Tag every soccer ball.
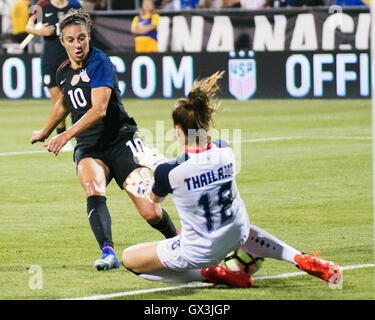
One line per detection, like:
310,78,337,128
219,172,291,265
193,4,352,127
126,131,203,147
223,248,264,276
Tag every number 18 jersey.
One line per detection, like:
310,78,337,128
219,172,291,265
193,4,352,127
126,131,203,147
152,140,250,266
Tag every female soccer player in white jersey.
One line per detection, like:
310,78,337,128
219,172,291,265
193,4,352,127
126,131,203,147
123,72,341,288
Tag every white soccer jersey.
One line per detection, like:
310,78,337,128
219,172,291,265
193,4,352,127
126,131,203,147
153,140,250,267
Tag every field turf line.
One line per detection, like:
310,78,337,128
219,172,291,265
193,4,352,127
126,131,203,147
61,263,375,300
0,136,371,157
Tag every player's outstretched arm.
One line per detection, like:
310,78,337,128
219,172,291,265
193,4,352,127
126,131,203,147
30,92,70,145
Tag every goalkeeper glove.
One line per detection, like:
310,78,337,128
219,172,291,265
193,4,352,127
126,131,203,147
134,146,167,171
125,168,154,202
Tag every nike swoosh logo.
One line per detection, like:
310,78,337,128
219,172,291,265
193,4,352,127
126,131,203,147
88,209,95,219
45,13,53,17
60,79,66,85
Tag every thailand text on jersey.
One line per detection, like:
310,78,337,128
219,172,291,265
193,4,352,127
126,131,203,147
32,0,82,62
152,140,250,264
56,46,137,148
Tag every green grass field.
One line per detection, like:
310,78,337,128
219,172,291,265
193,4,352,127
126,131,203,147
0,98,373,300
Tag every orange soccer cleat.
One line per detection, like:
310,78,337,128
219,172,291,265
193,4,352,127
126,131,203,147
201,265,254,288
294,251,342,284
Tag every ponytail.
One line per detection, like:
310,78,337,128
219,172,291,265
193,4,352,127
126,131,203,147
172,71,224,143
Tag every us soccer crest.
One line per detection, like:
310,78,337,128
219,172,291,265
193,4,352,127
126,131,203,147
228,51,257,100
71,74,80,86
80,69,90,82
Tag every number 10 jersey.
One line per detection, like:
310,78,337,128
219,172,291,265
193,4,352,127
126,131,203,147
56,46,137,149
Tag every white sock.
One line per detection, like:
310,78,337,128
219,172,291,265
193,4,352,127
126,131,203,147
241,225,301,264
139,268,204,283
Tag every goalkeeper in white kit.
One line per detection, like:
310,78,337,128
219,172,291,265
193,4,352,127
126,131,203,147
123,71,341,288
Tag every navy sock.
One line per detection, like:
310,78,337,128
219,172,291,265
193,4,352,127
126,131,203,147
87,195,114,249
56,127,66,135
150,209,178,239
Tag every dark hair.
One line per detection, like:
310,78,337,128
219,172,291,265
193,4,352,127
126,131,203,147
172,71,224,145
59,9,94,36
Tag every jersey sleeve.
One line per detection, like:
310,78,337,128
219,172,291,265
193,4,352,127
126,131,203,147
69,0,83,8
55,66,62,92
152,163,173,198
87,55,116,89
131,16,139,28
55,59,69,93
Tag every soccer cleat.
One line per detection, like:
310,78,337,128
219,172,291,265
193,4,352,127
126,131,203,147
201,265,253,288
294,251,342,284
94,245,120,271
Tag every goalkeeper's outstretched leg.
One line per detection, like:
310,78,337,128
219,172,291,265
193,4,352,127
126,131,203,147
240,225,342,284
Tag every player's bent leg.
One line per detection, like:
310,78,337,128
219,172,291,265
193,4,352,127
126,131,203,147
124,168,178,238
77,158,109,197
241,224,301,264
123,237,251,287
126,187,162,224
123,241,204,284
242,225,341,284
122,241,164,274
77,158,118,270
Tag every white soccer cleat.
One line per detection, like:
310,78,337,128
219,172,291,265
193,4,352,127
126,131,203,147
94,246,119,271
